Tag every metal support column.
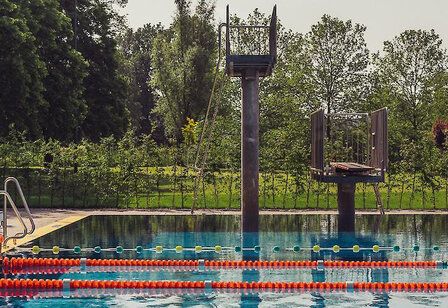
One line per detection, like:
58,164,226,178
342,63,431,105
241,69,260,234
337,183,356,233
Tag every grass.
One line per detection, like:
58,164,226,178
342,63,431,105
5,167,448,210
121,180,448,210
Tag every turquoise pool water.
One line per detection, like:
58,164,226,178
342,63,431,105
2,214,448,307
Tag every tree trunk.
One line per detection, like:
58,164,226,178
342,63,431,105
50,176,54,208
72,171,76,207
445,177,448,209
156,173,161,207
262,173,267,209
282,173,289,209
62,169,66,207
431,185,436,210
293,178,299,209
82,174,88,208
213,173,218,208
126,181,130,209
399,179,405,209
422,184,426,209
2,156,6,178
228,173,233,209
171,166,177,207
202,176,207,208
134,177,138,208
192,172,200,212
38,172,42,207
409,173,416,208
271,172,275,208
146,167,150,208
362,183,366,209
180,175,185,209
115,186,119,208
306,176,311,208
386,174,392,210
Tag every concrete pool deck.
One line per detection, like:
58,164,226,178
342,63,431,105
3,208,448,252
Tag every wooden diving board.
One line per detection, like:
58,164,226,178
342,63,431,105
330,162,375,173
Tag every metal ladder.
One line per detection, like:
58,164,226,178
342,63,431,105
0,177,35,248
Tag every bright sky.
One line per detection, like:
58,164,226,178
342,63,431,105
120,0,448,52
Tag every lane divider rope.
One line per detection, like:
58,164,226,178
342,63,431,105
1,257,446,272
20,244,441,255
1,279,448,292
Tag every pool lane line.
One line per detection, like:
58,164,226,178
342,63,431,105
1,279,448,292
15,244,445,255
1,215,88,253
4,262,447,275
2,257,446,272
3,286,448,299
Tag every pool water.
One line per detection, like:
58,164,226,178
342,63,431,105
2,214,448,307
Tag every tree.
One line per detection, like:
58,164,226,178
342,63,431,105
27,0,88,142
61,0,129,141
0,0,46,139
372,30,447,169
373,30,448,205
118,23,164,139
305,15,369,116
151,0,216,144
373,30,446,143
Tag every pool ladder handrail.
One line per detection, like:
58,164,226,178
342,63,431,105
1,177,35,248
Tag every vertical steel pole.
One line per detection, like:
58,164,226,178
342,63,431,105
337,183,356,233
241,69,260,234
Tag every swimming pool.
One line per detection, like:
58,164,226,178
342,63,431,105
2,214,448,307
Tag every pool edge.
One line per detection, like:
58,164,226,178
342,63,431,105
2,215,89,253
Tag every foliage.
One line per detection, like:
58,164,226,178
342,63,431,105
372,30,448,192
30,0,88,142
118,23,164,139
373,30,446,142
151,0,217,144
0,129,446,210
433,119,448,150
0,0,47,139
181,117,199,145
61,0,129,141
304,15,370,115
2,3,448,210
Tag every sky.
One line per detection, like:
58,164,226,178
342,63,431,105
120,0,448,52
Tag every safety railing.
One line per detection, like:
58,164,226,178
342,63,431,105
1,177,35,248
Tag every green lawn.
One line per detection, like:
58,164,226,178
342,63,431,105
108,176,448,210
5,167,448,210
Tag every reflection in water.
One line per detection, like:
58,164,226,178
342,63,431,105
309,229,390,308
241,270,261,307
310,292,326,308
23,214,448,267
241,232,260,307
12,214,448,308
28,214,448,251
242,232,260,261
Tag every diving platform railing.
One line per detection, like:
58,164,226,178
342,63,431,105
1,177,35,248
225,5,277,77
310,108,388,184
